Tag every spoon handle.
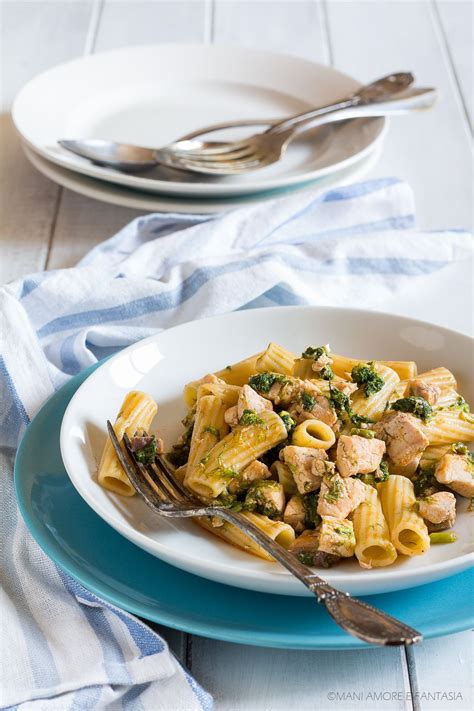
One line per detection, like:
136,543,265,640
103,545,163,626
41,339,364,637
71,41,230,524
266,72,417,135
269,87,437,138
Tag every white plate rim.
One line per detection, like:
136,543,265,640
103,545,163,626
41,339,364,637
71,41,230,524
23,141,381,214
12,43,387,198
59,305,474,597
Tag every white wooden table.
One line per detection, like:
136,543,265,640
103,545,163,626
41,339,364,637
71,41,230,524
1,1,472,708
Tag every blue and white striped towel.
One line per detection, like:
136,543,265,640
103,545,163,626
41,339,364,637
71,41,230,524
1,177,472,709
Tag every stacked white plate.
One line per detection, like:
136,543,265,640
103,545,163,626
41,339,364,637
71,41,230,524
13,45,387,213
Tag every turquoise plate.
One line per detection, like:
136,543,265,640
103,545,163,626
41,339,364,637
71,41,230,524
15,365,474,650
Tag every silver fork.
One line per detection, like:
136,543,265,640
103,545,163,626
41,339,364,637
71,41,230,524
107,421,422,646
166,86,436,174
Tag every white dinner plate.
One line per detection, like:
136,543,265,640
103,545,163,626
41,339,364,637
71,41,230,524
60,306,474,597
13,44,386,198
23,141,380,214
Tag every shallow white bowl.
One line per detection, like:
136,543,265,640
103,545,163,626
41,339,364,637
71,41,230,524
60,306,474,596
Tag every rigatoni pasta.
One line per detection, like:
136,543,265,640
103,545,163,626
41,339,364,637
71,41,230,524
378,476,430,556
98,391,157,496
99,340,473,568
352,485,397,568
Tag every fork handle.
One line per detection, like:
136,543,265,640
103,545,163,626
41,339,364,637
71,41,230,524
267,86,437,138
215,508,422,646
266,71,413,135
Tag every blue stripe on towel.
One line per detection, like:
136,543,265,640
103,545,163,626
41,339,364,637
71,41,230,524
37,252,441,339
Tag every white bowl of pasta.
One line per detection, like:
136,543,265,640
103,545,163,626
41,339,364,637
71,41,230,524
60,306,474,597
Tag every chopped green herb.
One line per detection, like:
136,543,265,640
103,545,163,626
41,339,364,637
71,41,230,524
351,413,374,427
451,442,469,455
450,442,474,468
376,461,390,482
279,410,296,434
356,473,377,487
351,362,385,398
413,467,439,497
300,345,333,380
328,384,371,426
301,345,329,361
214,492,244,512
319,364,334,381
429,531,457,544
444,396,471,412
297,551,316,566
204,425,220,438
239,409,264,426
324,478,344,503
334,525,354,537
244,479,282,518
132,435,157,465
248,372,287,394
302,492,321,529
350,427,375,439
329,384,352,418
300,391,316,411
392,396,432,422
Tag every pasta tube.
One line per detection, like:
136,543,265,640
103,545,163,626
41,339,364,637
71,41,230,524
185,409,287,498
195,511,295,561
214,351,263,386
434,388,459,410
196,382,241,405
98,391,157,496
351,364,400,421
331,354,417,380
415,367,457,393
292,419,336,450
378,476,430,556
185,394,229,475
255,342,296,376
271,461,298,495
419,444,452,469
423,410,474,445
352,486,397,568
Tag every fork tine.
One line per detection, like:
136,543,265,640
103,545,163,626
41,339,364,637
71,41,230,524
173,145,257,162
155,454,196,500
106,421,167,509
175,157,263,174
122,432,201,505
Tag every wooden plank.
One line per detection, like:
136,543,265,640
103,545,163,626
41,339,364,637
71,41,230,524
0,1,93,284
94,0,207,49
213,0,329,62
190,639,410,711
46,188,143,269
434,1,473,130
325,0,472,231
0,116,59,284
408,631,472,711
0,0,93,111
